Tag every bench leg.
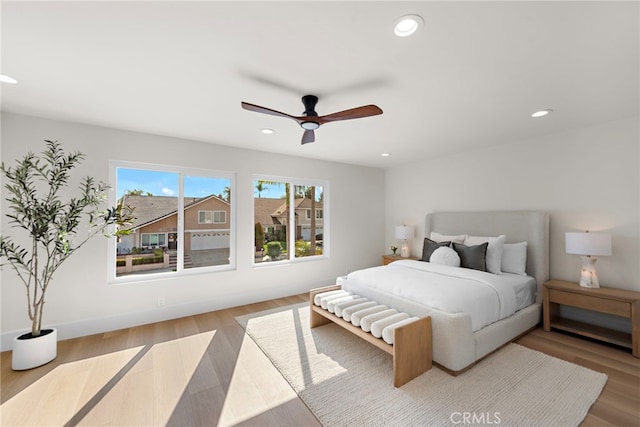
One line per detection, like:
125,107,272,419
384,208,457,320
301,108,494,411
393,316,432,387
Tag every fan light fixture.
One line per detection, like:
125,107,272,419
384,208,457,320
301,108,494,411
301,121,320,130
394,15,424,37
531,109,553,118
0,74,18,84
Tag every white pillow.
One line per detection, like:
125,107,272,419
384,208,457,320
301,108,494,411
429,246,461,267
501,242,528,276
464,234,506,274
430,232,467,244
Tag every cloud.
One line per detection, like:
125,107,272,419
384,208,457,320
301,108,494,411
161,187,176,196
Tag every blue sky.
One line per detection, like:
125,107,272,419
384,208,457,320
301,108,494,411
117,168,317,200
117,169,230,199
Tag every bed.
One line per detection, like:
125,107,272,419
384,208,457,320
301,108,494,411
338,211,549,374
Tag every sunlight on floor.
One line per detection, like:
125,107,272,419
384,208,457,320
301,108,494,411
0,346,144,426
1,330,217,426
80,330,216,426
218,333,299,426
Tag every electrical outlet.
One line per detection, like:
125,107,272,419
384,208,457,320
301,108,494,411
157,296,165,307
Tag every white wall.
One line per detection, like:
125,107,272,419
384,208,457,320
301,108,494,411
0,112,385,349
385,117,639,292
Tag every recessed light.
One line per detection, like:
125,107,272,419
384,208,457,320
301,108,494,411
381,153,391,157
261,128,274,134
394,15,424,37
531,109,553,118
0,74,18,84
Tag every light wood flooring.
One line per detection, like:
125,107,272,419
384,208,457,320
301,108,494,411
1,294,639,426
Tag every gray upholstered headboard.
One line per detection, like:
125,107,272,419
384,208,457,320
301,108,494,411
425,211,549,303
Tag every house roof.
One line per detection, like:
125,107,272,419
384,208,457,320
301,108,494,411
254,198,285,226
122,194,228,230
253,198,321,227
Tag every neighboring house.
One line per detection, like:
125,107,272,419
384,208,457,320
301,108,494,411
254,197,323,241
118,194,230,254
254,198,285,240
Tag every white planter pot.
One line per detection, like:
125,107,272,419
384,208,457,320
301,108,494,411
12,328,57,370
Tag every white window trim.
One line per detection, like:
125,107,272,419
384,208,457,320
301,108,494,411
141,232,167,247
252,175,329,267
306,208,323,220
108,160,236,284
198,210,227,224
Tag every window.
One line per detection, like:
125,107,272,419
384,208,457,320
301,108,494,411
141,233,166,248
253,177,328,264
306,209,323,220
198,210,226,224
109,162,234,281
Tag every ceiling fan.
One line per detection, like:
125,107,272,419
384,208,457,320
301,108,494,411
241,95,383,145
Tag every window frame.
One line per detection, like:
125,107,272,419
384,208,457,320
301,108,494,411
253,175,329,267
108,160,236,283
306,208,323,220
198,210,227,224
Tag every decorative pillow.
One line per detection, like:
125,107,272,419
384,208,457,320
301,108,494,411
501,242,528,275
429,246,460,267
464,235,506,274
430,232,467,244
453,242,488,271
421,238,451,262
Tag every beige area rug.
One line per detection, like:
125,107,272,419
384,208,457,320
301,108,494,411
236,303,607,427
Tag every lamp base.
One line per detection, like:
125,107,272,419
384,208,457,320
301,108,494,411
401,241,410,258
579,256,600,288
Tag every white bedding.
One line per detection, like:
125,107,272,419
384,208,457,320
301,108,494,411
340,260,535,332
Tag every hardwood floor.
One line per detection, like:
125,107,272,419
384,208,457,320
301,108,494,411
1,294,638,426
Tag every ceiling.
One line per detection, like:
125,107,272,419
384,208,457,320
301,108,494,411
1,1,638,169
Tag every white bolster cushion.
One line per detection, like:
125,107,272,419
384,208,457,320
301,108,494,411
381,317,420,345
350,305,389,327
370,313,411,339
327,295,360,313
320,291,351,309
360,309,398,333
341,301,378,322
313,290,346,306
334,297,369,317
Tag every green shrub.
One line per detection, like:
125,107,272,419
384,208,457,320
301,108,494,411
266,241,282,258
153,248,164,257
295,240,311,257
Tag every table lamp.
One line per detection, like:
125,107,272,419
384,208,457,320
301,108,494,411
395,225,415,258
565,231,612,288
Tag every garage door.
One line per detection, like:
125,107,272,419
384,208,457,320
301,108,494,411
191,231,230,250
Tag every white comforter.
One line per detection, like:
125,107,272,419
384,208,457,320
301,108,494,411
342,260,518,331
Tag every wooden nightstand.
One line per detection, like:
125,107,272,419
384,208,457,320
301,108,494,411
543,280,640,358
382,254,419,265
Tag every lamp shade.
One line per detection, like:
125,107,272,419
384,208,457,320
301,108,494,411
565,232,612,256
395,225,415,240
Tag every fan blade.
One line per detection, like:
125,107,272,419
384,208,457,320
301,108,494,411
241,102,297,120
318,105,383,123
301,129,315,145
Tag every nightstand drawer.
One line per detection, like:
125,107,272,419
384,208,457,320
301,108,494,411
549,289,630,318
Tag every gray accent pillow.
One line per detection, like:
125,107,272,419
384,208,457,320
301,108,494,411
453,242,489,271
421,238,451,262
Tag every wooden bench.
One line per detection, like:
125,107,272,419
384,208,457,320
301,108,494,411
309,284,432,387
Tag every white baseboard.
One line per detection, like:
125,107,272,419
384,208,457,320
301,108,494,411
1,280,330,352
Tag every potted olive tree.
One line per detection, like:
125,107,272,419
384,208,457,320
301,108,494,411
0,140,131,370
